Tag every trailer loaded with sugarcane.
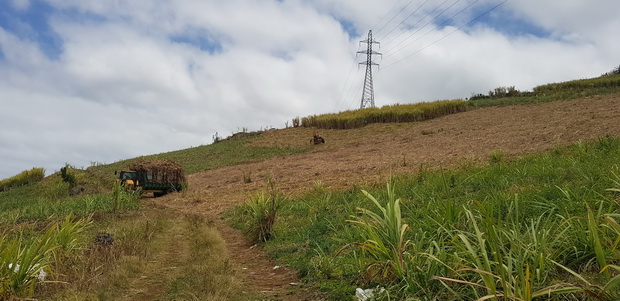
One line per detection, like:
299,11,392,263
116,159,185,197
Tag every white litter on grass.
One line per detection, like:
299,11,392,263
355,287,385,301
273,265,281,270
7,263,48,281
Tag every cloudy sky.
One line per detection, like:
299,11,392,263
1,0,619,179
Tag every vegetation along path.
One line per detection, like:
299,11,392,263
153,93,620,299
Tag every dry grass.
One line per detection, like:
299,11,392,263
300,99,467,129
41,203,248,300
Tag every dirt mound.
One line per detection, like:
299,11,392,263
156,93,620,300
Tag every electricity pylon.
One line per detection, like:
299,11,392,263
357,30,381,109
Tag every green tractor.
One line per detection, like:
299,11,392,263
116,160,185,197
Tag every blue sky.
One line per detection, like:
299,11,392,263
0,0,63,59
1,0,619,179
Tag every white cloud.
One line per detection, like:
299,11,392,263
1,0,619,179
9,0,30,11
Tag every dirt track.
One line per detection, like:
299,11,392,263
156,94,620,300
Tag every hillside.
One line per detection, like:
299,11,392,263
2,78,620,300
153,92,620,299
161,93,620,211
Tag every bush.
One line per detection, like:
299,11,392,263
0,168,45,192
60,164,77,188
241,179,284,243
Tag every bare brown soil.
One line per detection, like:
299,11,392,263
155,94,620,300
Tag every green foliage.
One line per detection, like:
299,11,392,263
470,74,620,107
436,208,583,300
0,168,45,192
240,179,285,243
59,164,77,188
51,214,92,256
112,180,141,213
0,176,140,226
488,150,505,164
0,216,91,299
534,74,620,94
339,182,411,282
300,99,467,129
251,137,620,300
0,229,56,298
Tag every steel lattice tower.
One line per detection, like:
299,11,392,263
357,30,382,109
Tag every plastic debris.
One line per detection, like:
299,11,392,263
355,287,385,301
7,263,48,281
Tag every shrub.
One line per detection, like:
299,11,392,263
0,216,91,299
59,164,77,188
242,179,284,243
0,168,45,192
338,182,411,283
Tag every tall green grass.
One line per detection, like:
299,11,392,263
470,74,620,107
338,183,411,283
300,100,467,129
236,179,285,243
534,74,620,94
238,136,620,300
0,168,45,192
0,216,91,299
0,176,140,228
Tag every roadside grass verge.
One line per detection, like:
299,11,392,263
231,136,620,300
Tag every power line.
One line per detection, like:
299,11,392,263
383,0,461,56
370,0,406,32
378,0,432,42
348,75,365,110
335,57,359,111
384,0,479,58
373,0,417,37
338,67,362,111
381,0,508,70
335,42,365,111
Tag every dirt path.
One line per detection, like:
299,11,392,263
155,94,620,300
121,214,191,301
